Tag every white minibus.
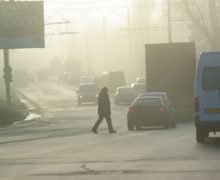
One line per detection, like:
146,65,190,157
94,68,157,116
194,51,220,142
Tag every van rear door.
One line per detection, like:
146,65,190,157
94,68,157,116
200,67,220,121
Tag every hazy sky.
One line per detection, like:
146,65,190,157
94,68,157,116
9,0,164,72
1,0,190,83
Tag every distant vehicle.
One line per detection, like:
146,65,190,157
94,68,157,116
37,73,48,82
135,77,146,84
127,96,176,130
114,86,134,105
13,69,34,86
97,71,126,93
76,83,98,105
79,76,94,84
194,51,220,143
131,83,146,97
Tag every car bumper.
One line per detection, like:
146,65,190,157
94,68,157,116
128,114,170,126
195,116,220,131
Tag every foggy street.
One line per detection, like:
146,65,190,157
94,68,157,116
0,82,220,180
1,0,220,180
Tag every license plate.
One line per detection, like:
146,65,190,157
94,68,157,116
205,108,220,114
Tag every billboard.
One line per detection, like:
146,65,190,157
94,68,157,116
0,1,44,49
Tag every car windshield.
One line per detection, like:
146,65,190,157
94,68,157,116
133,97,162,106
118,87,132,93
80,85,96,92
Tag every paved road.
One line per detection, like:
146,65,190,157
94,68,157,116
0,82,220,180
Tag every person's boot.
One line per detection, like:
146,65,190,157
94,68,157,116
91,128,98,134
109,130,117,134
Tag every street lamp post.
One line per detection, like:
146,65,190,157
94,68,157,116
167,0,172,43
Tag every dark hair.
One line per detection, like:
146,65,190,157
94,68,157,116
100,87,108,95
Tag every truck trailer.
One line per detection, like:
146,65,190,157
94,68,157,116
145,42,196,121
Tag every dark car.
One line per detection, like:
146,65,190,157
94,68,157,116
137,92,176,126
114,86,134,104
127,96,176,130
76,83,98,105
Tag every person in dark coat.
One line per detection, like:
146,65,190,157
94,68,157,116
91,87,117,134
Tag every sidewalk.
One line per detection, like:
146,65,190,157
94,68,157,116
0,80,28,125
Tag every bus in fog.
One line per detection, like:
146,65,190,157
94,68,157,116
96,71,126,93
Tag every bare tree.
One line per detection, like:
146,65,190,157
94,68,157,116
176,0,220,50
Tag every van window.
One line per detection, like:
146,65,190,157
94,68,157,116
203,67,220,90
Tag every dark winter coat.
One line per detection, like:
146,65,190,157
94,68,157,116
98,90,111,116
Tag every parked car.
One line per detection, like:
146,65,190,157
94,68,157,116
127,96,176,130
131,83,146,97
114,86,134,104
76,83,98,105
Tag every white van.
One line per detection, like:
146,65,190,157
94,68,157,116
194,51,220,142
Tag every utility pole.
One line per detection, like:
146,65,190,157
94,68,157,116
126,5,132,75
167,0,172,43
3,49,12,106
103,15,108,70
2,0,13,106
208,0,218,50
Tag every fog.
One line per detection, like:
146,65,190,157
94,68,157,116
0,0,214,84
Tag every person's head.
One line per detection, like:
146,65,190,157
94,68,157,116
100,87,108,94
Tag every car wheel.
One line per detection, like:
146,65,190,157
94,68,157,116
196,127,208,143
135,124,141,130
164,120,171,129
171,121,176,128
127,119,134,131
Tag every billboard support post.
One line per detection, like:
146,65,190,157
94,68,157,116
3,49,12,106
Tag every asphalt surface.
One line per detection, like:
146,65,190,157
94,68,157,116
0,81,220,180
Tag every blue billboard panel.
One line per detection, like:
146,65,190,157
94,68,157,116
0,1,44,49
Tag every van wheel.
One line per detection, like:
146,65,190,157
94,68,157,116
135,124,141,130
196,127,208,143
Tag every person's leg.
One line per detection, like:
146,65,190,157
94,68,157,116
92,115,104,133
105,115,116,133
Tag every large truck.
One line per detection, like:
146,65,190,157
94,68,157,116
145,42,196,120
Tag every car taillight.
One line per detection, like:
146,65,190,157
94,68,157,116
159,106,166,112
194,97,199,112
129,107,134,112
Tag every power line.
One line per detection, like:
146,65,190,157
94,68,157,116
45,21,70,25
45,0,110,5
